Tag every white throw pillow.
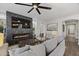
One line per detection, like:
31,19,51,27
8,49,15,56
8,45,30,56
16,50,37,56
30,44,46,56
43,38,57,54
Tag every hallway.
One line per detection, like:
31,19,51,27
64,36,79,56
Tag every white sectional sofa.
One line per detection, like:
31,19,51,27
8,33,65,56
49,40,65,56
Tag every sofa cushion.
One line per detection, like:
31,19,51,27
57,40,65,56
8,45,30,56
43,38,57,55
49,40,65,56
30,44,46,56
16,50,37,56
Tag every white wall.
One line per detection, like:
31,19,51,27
45,14,79,39
46,18,63,36
52,14,79,45
33,18,47,37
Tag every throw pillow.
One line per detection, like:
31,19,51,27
8,45,30,56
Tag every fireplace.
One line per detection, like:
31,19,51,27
12,33,33,47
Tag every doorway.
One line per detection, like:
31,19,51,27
67,24,76,37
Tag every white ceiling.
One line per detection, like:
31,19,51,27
0,3,79,24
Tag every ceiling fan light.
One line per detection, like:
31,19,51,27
33,5,37,8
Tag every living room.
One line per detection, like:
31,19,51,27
0,3,65,56
1,3,79,56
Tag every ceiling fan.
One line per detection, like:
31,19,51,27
15,3,52,14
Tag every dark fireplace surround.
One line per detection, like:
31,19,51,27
5,11,33,46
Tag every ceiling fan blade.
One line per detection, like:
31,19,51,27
28,8,34,13
38,6,52,10
15,3,32,6
37,3,40,5
32,3,40,6
36,8,41,14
